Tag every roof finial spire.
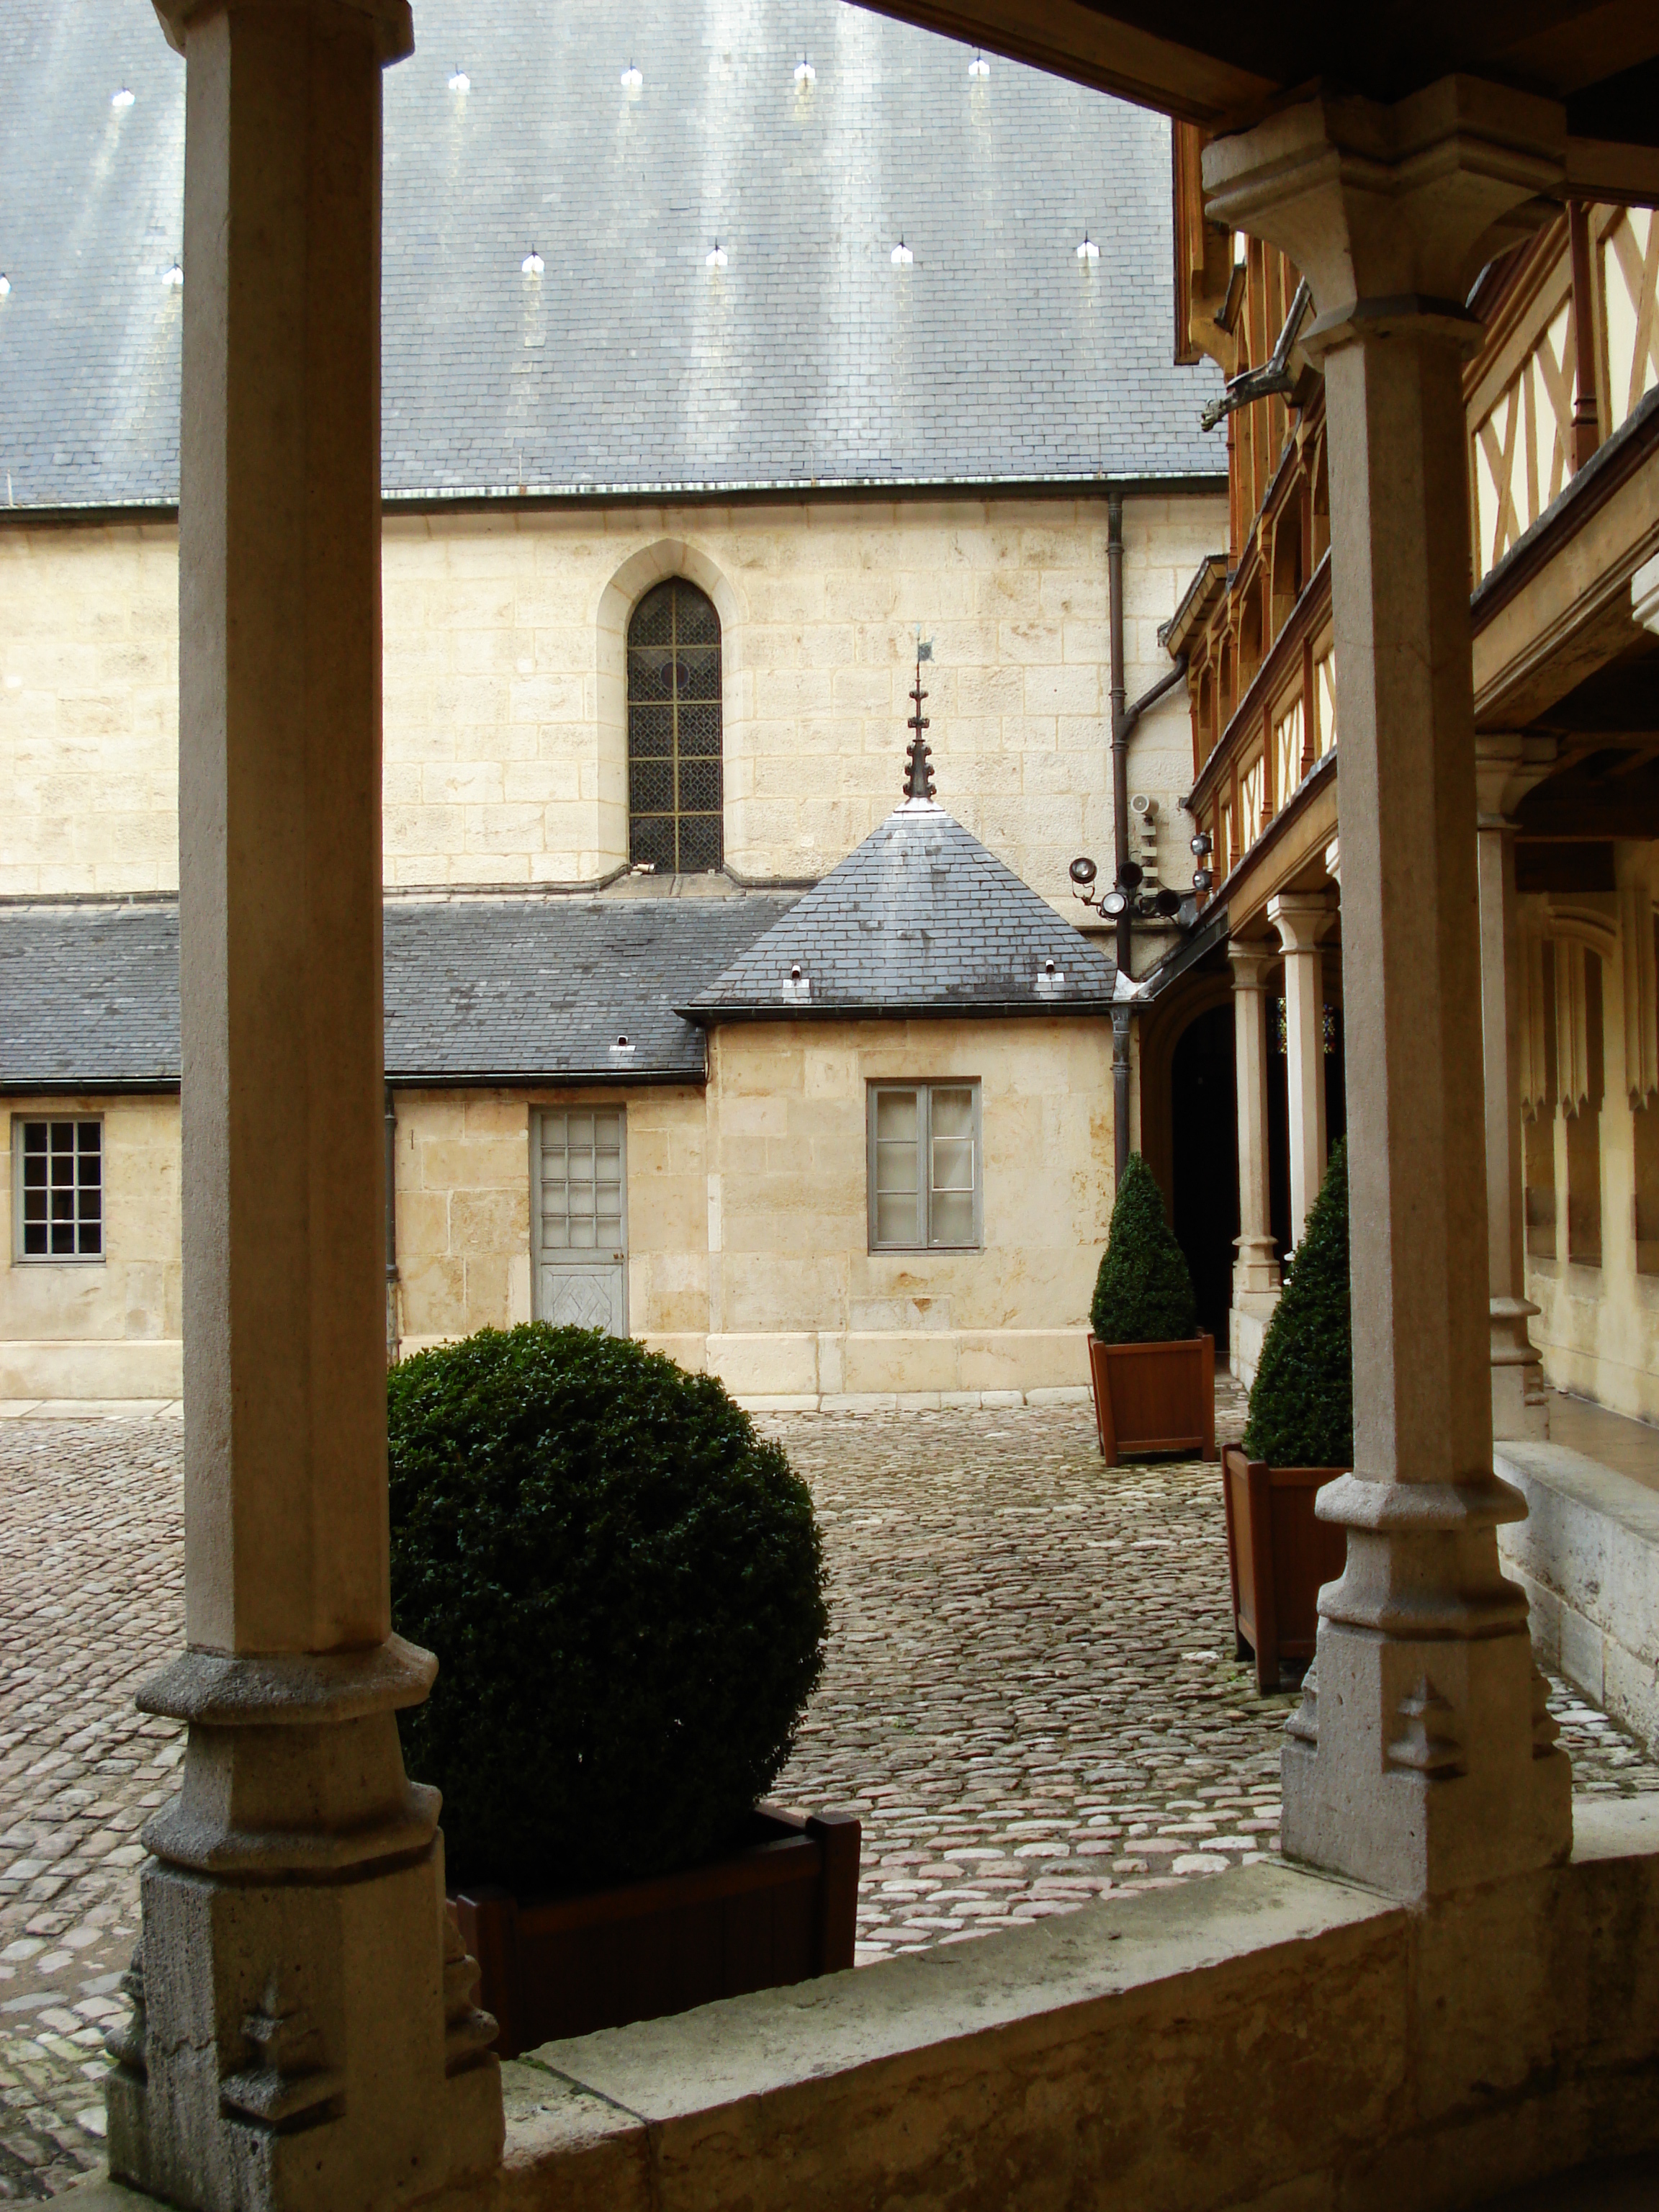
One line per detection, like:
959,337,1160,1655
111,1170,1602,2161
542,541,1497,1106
904,632,935,800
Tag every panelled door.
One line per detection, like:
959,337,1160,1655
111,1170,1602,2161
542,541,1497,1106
534,1108,627,1334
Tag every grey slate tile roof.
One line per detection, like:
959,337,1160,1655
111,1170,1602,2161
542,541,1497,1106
0,0,1223,511
683,799,1116,1020
0,895,800,1089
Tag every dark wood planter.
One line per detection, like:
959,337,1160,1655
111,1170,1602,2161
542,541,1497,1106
1221,1444,1347,1691
1087,1332,1215,1465
449,1804,860,2059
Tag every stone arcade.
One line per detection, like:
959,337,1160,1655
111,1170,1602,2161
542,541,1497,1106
14,1,1659,2209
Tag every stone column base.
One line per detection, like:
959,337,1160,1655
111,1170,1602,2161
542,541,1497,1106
108,1854,500,2212
1492,1295,1549,1443
105,1641,503,2212
1282,1479,1573,1897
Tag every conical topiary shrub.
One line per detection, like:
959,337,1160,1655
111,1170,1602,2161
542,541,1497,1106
1090,1153,1199,1345
1242,1137,1353,1467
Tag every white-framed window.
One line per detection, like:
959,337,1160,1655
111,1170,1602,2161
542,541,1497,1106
12,1115,104,1262
867,1082,981,1251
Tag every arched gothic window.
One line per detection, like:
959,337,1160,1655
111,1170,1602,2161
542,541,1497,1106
626,579,722,873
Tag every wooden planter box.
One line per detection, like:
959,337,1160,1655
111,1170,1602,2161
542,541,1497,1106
1087,1332,1215,1465
1221,1443,1347,1691
449,1804,860,2059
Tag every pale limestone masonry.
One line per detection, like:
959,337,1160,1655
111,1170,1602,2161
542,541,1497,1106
391,1017,1114,1404
0,495,1223,902
0,1097,182,1402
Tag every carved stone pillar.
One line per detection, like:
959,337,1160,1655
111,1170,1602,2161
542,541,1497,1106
1475,734,1555,1442
1205,79,1573,1896
107,3,504,2204
1228,943,1281,1381
1267,891,1336,1251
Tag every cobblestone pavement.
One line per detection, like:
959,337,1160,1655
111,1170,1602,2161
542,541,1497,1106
4,1403,1659,2194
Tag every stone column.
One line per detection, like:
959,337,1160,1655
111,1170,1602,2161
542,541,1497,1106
1228,943,1281,1380
1476,735,1555,1442
107,4,503,2206
1267,891,1336,1250
1205,80,1572,1896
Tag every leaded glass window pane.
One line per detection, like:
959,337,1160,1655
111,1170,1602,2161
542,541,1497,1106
626,579,724,873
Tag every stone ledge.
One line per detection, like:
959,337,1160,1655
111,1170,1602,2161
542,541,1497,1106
58,1805,1659,2212
1498,1441,1659,1758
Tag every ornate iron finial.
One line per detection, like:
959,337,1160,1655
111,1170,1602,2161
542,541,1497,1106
904,636,935,800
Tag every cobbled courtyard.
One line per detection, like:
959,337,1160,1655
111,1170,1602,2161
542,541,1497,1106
4,1399,1658,2197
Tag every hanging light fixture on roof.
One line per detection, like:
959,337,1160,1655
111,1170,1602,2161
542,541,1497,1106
1076,234,1100,261
521,247,544,275
111,86,135,109
793,56,815,84
968,52,989,77
163,259,183,287
706,242,728,269
891,237,913,266
621,60,642,89
447,66,470,92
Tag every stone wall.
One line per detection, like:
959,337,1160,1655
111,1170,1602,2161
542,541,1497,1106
390,1016,1114,1406
392,1086,709,1355
1524,866,1659,1428
441,1800,1659,2212
0,494,1223,903
0,1094,181,1401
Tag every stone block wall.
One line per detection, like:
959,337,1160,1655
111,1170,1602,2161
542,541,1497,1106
0,523,180,896
0,1094,182,1400
387,1016,1114,1405
0,494,1225,904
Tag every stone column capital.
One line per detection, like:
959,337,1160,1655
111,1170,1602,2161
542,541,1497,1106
153,0,413,65
1475,732,1559,822
1267,890,1338,955
1202,77,1565,354
1226,940,1275,990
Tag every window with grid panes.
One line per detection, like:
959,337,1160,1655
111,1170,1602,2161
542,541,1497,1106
868,1084,981,1251
626,579,723,873
537,1109,624,1254
14,1117,104,1261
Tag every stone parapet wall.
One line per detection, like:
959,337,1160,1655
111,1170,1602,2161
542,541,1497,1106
1499,1440,1659,1762
397,1799,1659,2212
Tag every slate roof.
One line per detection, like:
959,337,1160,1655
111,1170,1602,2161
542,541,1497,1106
0,0,1223,511
683,798,1116,1021
0,895,801,1089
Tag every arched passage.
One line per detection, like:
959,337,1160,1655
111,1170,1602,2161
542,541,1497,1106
1170,1001,1240,1346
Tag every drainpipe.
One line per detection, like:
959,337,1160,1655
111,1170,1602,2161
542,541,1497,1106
1107,490,1130,979
384,1086,399,1364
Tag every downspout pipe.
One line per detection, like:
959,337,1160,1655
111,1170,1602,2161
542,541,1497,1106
1107,487,1189,1185
384,1086,399,1363
1107,490,1129,979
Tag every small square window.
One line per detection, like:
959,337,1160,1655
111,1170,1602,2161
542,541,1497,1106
868,1083,981,1251
14,1117,104,1262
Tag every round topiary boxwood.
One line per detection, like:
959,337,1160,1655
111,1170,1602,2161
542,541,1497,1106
1090,1152,1199,1345
387,1323,828,1894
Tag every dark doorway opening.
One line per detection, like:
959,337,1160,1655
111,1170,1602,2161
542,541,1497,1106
1170,1002,1240,1346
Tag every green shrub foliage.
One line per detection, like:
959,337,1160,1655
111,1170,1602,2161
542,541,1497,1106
1089,1153,1199,1345
1242,1138,1354,1468
388,1324,829,1893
